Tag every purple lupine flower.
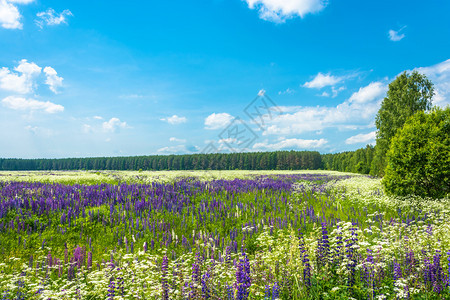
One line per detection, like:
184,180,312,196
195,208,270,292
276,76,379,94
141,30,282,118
423,254,432,285
272,282,280,299
201,272,211,299
72,246,84,269
393,260,402,280
191,256,201,298
298,230,311,287
107,276,115,300
143,242,148,252
264,285,271,299
426,224,433,236
432,250,443,293
161,255,169,300
236,249,251,300
334,225,343,266
47,251,52,267
447,251,450,287
317,222,329,269
87,251,92,270
226,246,232,264
116,268,125,297
226,284,234,300
364,248,375,298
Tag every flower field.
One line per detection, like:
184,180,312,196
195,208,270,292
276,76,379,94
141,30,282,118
0,171,449,299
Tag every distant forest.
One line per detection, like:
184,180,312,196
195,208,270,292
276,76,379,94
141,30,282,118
0,146,376,175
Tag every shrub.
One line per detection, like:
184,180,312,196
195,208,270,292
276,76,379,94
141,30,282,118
383,107,450,198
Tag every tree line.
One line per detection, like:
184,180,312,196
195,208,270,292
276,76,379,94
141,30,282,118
0,151,324,171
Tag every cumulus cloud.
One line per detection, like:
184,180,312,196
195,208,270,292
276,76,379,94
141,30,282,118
415,59,450,106
102,117,128,133
388,26,406,42
245,0,327,23
43,66,63,93
0,0,21,29
349,82,387,103
0,0,33,29
345,131,376,145
0,59,42,94
204,113,233,130
35,8,72,28
2,95,64,113
160,115,187,125
263,81,386,136
303,72,345,89
253,138,328,150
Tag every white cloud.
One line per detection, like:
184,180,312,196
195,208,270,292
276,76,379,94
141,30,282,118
245,0,327,23
204,113,233,130
169,137,187,143
160,115,187,125
43,66,63,93
331,86,346,98
253,138,328,150
349,82,387,103
388,26,406,42
93,116,103,120
415,59,450,106
35,8,72,28
0,0,33,29
303,72,344,89
263,81,386,136
345,131,376,145
157,144,199,154
0,59,41,94
0,0,21,29
102,117,128,133
2,95,64,113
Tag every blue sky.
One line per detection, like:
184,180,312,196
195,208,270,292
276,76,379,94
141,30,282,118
0,0,449,158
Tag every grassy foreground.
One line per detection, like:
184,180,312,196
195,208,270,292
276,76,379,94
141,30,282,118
0,171,449,299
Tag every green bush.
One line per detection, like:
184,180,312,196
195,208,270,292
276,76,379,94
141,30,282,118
383,107,450,198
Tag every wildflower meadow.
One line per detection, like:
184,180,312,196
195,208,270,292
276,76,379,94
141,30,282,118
0,171,449,299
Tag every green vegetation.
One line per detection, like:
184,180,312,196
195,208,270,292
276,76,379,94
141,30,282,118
0,172,450,299
372,71,434,176
322,145,375,174
0,151,323,171
384,107,450,198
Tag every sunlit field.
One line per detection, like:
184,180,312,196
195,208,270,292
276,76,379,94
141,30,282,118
0,171,449,299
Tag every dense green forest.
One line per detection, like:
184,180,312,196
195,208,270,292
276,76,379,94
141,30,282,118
0,150,324,171
0,149,377,174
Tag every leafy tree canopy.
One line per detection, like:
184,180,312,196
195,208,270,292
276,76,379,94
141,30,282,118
372,71,434,176
383,107,450,198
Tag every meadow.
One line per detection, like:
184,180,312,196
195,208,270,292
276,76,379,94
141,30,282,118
0,170,449,299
